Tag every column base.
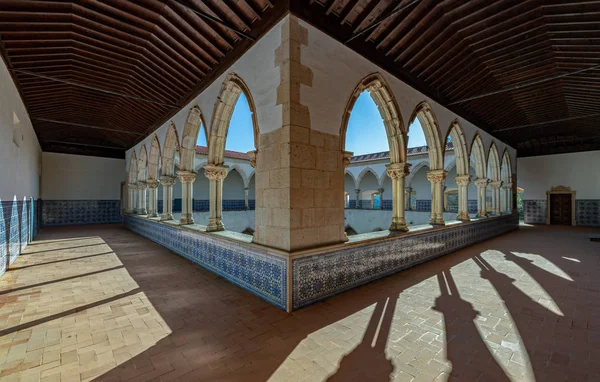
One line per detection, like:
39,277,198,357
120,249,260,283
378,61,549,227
148,211,158,218
138,208,147,215
457,212,471,222
430,216,446,226
206,218,225,232
389,222,409,232
477,211,488,218
160,213,174,221
180,213,194,225
343,233,349,242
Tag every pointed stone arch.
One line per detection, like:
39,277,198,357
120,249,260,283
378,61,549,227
470,133,486,179
344,170,358,190
148,135,161,181
180,105,208,171
128,151,137,184
137,145,148,182
501,149,512,184
406,160,430,187
340,73,406,164
228,164,250,188
357,167,382,188
445,120,469,176
501,149,513,213
487,142,501,182
408,102,444,170
161,122,180,177
208,73,259,166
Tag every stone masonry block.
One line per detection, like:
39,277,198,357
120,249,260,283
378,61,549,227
289,143,316,169
290,187,313,209
315,149,339,172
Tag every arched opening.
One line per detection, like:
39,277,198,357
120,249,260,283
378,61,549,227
192,166,210,212
206,73,259,232
344,172,357,208
408,102,445,225
223,169,246,211
470,134,487,217
340,73,407,232
410,164,431,212
137,145,148,215
247,173,255,210
127,151,137,213
444,121,470,220
159,123,180,221
147,135,161,217
501,150,513,214
488,142,502,215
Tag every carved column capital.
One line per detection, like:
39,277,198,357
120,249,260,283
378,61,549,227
128,182,137,190
204,164,228,181
137,181,147,189
426,169,447,184
354,188,361,195
246,150,257,168
377,188,385,194
147,179,160,188
455,174,472,187
342,151,354,169
502,182,513,190
177,170,196,184
159,176,176,186
490,180,504,190
386,162,409,179
474,178,490,188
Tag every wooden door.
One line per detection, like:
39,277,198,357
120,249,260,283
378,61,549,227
550,194,572,225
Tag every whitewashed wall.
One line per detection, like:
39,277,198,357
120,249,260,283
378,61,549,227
0,57,41,201
41,153,125,200
518,151,600,199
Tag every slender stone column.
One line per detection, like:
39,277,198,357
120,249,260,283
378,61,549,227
127,183,137,213
354,188,361,209
490,180,503,215
387,162,409,232
377,188,385,209
443,186,448,212
159,176,176,221
177,170,197,225
137,181,147,215
147,179,160,217
503,183,513,214
455,175,472,221
244,188,249,210
427,170,447,225
405,187,412,210
204,164,228,232
474,178,490,217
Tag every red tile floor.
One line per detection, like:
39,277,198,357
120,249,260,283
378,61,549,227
0,223,599,381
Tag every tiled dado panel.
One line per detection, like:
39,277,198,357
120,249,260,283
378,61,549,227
524,200,546,224
468,200,478,214
41,200,122,226
292,215,518,310
416,200,431,212
447,193,458,213
124,216,287,310
1,199,36,277
576,200,600,226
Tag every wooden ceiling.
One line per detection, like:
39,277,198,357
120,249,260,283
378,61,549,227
1,1,598,158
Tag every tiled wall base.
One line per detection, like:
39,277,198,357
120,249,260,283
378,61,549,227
524,200,546,224
447,193,458,212
41,200,121,226
468,200,478,214
416,200,432,212
576,200,600,226
1,198,37,278
292,215,518,310
124,216,287,310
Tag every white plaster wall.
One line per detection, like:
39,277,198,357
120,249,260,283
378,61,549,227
359,172,379,200
518,151,600,199
411,166,431,200
192,170,210,199
41,153,124,200
299,19,517,174
223,169,245,199
0,57,41,201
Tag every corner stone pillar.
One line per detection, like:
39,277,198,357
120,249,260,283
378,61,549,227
127,183,137,213
426,170,447,225
159,176,176,221
204,164,228,232
354,189,361,209
147,179,160,217
490,180,503,216
386,163,409,232
474,178,489,218
137,181,147,215
503,183,513,214
177,170,197,225
455,175,471,221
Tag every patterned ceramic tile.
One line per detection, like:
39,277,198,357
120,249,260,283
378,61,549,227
223,200,246,211
524,200,546,224
447,193,458,213
41,200,122,226
124,216,287,310
416,200,432,212
576,199,600,226
382,200,392,210
193,199,209,211
292,215,518,310
468,200,478,214
0,198,37,278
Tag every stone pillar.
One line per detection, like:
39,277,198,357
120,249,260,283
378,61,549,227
204,164,228,232
354,189,361,209
177,170,196,225
244,188,249,210
147,179,160,217
503,183,513,214
443,186,448,212
427,170,447,225
386,163,409,232
159,176,176,221
455,175,471,221
137,181,147,215
474,178,489,217
490,181,503,215
405,187,412,210
127,183,137,213
377,188,384,209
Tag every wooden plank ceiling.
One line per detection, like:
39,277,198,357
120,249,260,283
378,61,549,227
1,1,598,158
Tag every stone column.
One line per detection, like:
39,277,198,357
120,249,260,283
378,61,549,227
137,181,147,215
386,163,409,232
503,183,513,214
204,164,228,232
147,179,160,217
490,181,503,215
159,176,176,221
177,170,196,225
474,178,489,217
427,170,447,225
127,183,137,213
405,187,412,210
377,188,385,209
244,188,249,210
455,175,472,221
354,188,361,209
443,186,448,212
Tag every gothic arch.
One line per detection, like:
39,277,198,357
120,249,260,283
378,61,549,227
345,170,358,189
208,73,259,165
228,164,250,187
488,142,501,181
180,105,208,171
148,135,161,180
445,120,469,176
340,73,406,163
137,145,148,182
501,149,512,183
128,151,137,184
357,167,383,188
408,102,444,170
161,122,180,176
470,133,486,179
406,160,430,187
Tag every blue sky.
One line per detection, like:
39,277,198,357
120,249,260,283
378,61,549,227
197,90,428,155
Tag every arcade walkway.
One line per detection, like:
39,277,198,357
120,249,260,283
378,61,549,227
0,224,598,381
